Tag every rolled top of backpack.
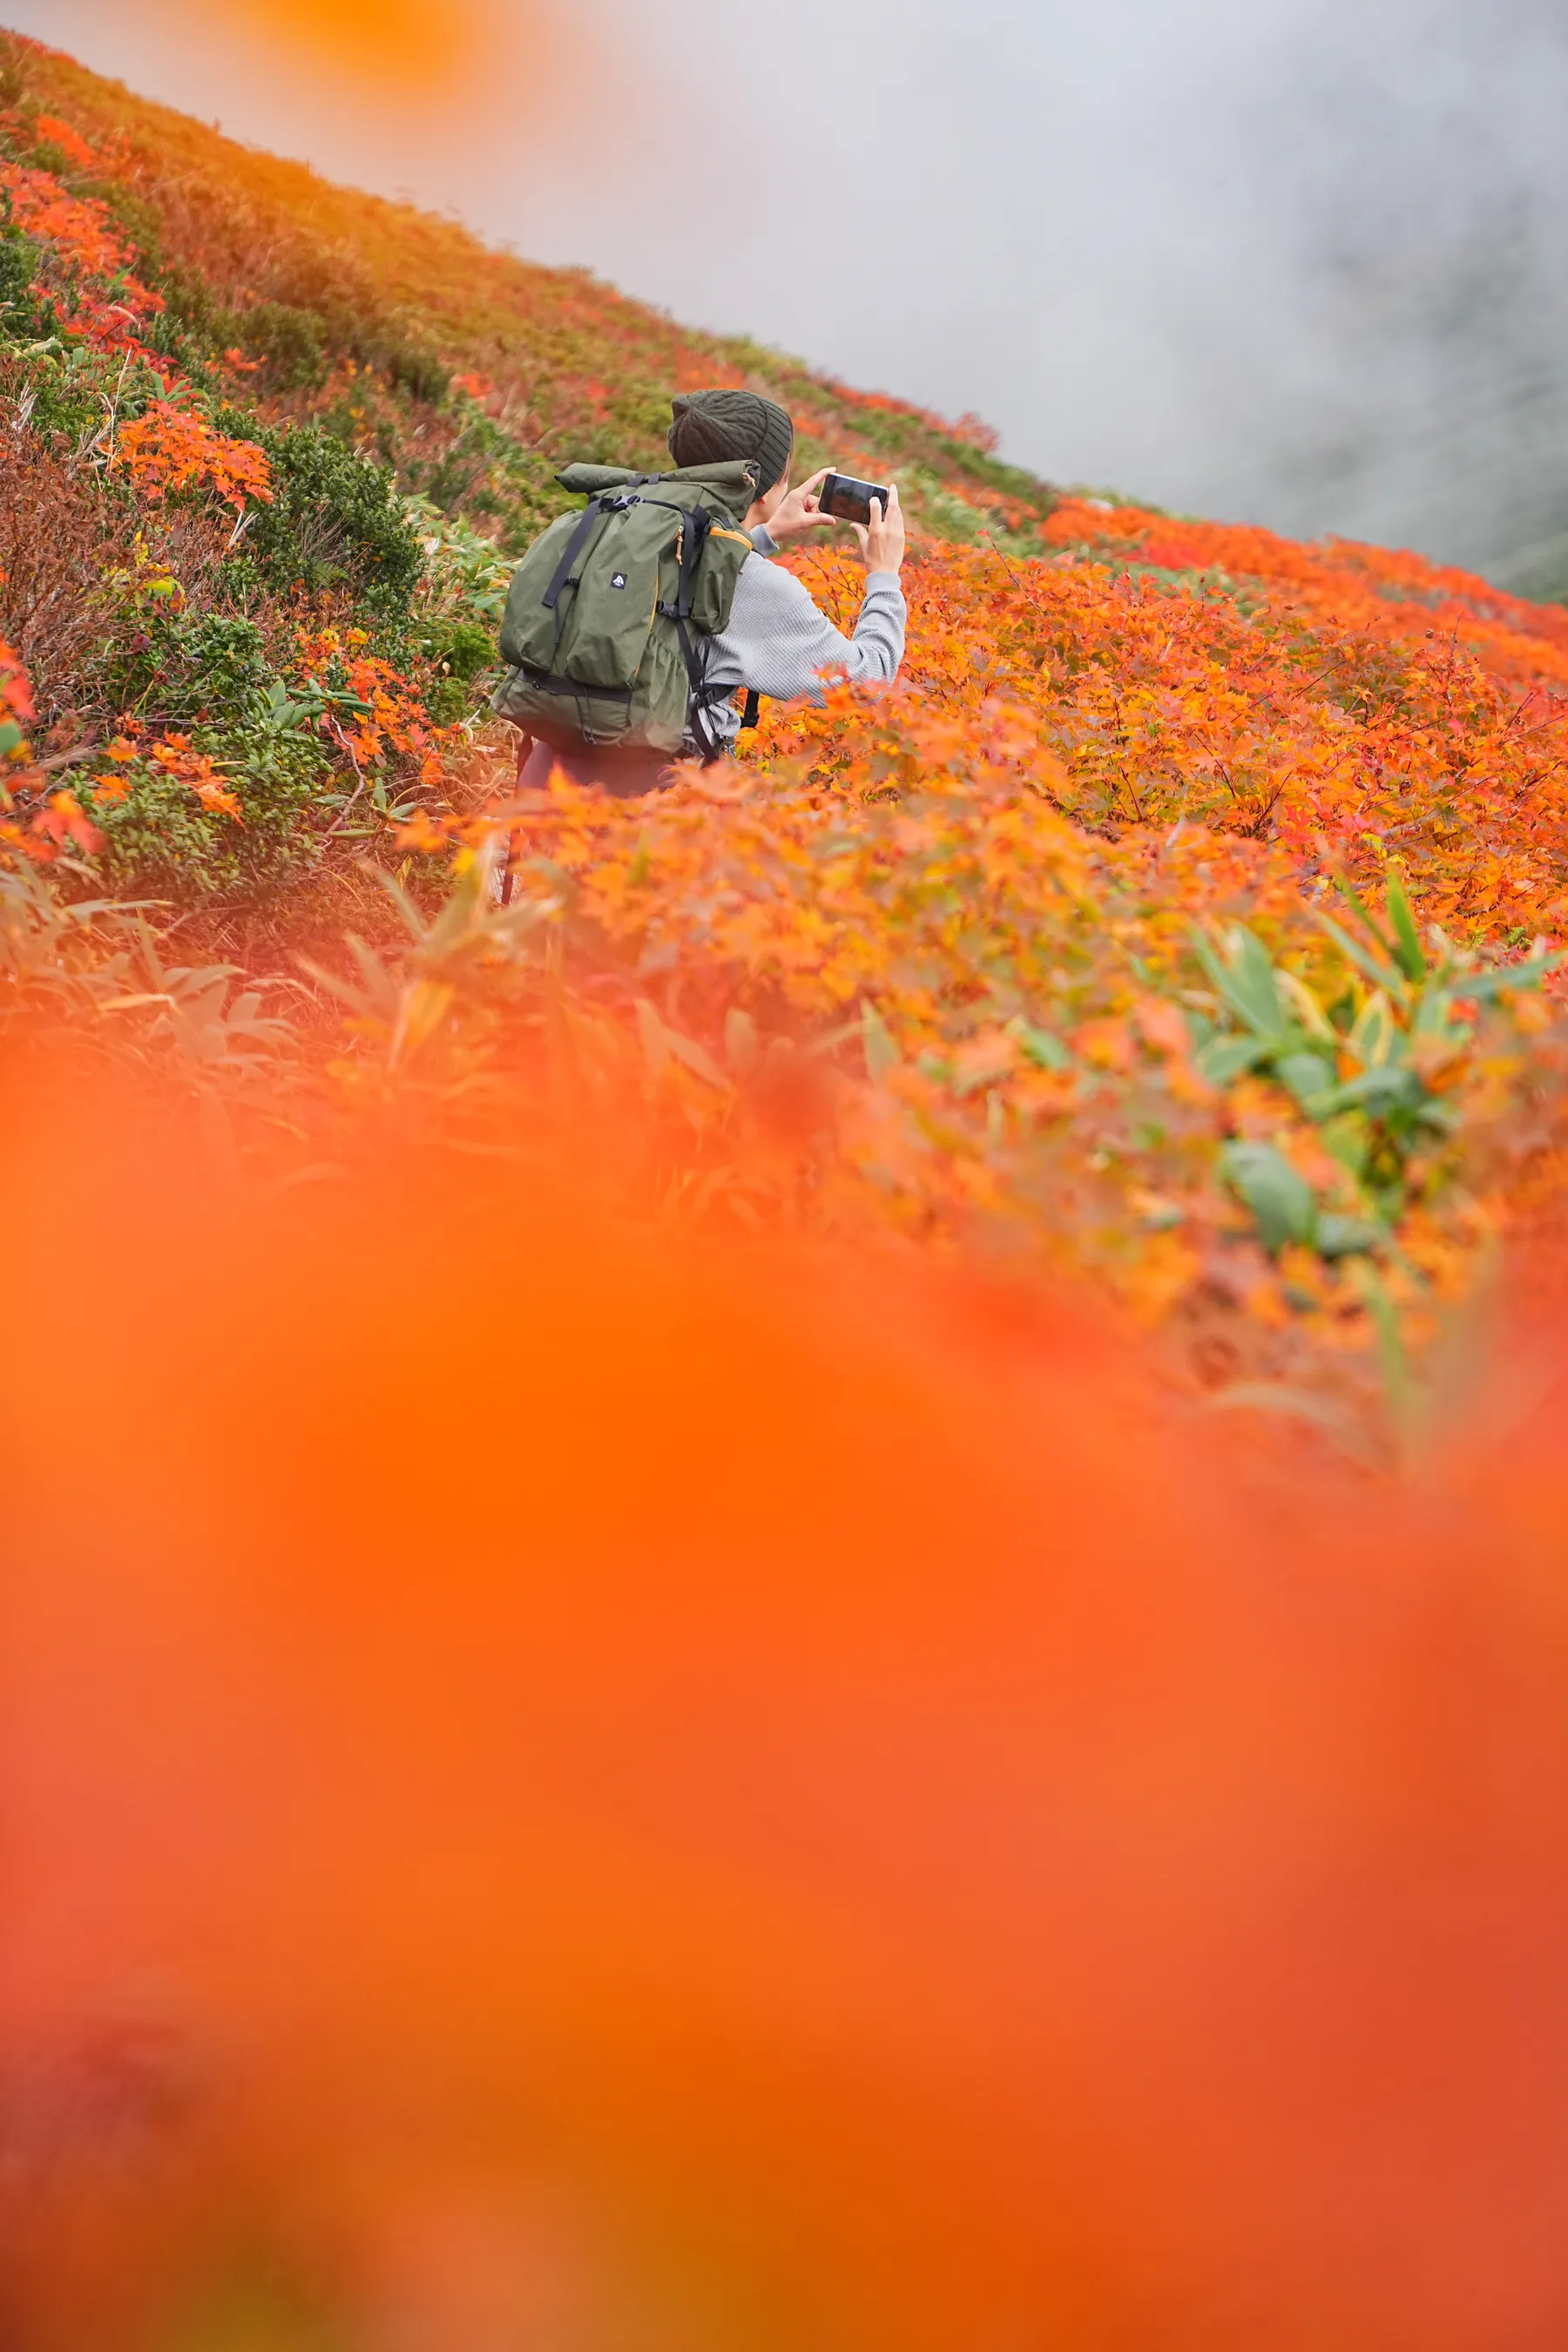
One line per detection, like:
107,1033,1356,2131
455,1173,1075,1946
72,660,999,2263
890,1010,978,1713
556,459,760,505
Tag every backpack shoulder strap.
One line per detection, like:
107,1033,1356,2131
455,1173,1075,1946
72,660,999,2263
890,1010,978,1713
645,499,759,761
658,505,722,760
541,497,608,612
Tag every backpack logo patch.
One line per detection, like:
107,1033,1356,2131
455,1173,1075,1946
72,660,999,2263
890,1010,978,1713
610,571,628,590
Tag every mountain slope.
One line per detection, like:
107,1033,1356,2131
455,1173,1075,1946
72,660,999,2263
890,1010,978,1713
1,32,1048,544
11,47,1568,2351
4,30,1568,1432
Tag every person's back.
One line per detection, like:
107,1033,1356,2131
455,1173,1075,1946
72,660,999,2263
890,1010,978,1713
497,387,908,799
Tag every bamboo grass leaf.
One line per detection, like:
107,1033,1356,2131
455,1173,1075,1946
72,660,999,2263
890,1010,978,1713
1384,873,1428,983
1316,912,1409,1004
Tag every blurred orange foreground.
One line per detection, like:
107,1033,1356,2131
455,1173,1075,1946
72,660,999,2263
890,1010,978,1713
3,1053,1568,2351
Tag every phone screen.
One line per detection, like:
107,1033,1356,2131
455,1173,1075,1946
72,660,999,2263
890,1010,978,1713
821,473,892,525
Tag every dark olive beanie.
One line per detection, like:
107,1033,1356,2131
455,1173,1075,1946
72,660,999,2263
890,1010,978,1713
667,388,794,496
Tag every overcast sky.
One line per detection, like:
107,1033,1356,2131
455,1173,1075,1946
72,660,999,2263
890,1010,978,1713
10,0,1568,583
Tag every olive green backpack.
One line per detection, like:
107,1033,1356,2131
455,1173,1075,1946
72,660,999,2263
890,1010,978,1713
492,458,760,762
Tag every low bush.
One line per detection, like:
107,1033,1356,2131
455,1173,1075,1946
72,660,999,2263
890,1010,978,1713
231,416,423,618
88,725,328,907
0,216,38,330
103,608,271,733
422,622,497,724
242,299,331,391
6,33,1568,1434
0,435,140,733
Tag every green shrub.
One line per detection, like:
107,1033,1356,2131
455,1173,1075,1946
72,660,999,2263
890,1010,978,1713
0,220,39,335
91,728,328,907
227,417,424,618
91,182,164,271
106,610,271,733
177,613,272,717
441,619,496,683
90,768,233,902
236,243,448,404
419,427,492,517
422,622,496,722
381,339,449,406
233,300,329,392
3,338,107,441
24,137,81,180
90,605,340,906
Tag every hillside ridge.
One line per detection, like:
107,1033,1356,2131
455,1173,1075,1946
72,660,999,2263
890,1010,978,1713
0,30,1056,544
5,30,1568,1440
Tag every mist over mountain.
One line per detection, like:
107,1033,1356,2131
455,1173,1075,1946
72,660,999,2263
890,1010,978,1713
7,0,1567,592
1208,0,1568,596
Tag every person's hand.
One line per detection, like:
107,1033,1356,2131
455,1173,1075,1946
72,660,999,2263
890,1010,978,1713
851,483,905,576
760,467,839,542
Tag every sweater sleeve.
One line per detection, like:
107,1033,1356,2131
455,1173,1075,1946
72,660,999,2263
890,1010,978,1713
705,554,907,704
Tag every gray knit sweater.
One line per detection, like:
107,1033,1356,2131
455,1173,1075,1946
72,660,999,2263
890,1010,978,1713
514,529,905,794
699,526,907,751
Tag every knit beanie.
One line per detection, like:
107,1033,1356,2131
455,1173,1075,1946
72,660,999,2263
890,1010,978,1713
667,388,794,496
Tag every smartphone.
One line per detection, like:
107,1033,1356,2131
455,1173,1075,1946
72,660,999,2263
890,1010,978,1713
819,472,893,526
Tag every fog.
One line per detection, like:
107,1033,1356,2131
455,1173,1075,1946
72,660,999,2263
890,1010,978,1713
9,0,1568,588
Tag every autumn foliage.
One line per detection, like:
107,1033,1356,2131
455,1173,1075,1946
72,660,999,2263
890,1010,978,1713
7,1054,1568,2352
5,36,1568,2343
3,27,1568,1385
111,401,274,512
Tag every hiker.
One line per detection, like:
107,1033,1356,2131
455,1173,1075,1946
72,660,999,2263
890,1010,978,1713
494,388,907,799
